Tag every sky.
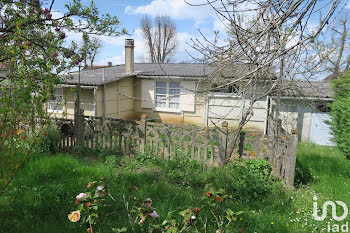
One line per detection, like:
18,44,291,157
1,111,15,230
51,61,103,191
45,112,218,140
49,0,350,67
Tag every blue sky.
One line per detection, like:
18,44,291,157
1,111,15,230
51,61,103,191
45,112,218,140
50,0,350,66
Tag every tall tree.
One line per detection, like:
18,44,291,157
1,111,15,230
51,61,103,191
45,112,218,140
140,15,177,63
81,33,103,67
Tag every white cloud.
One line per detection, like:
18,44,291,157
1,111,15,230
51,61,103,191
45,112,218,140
125,0,214,22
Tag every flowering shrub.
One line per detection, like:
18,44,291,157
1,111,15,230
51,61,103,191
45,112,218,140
68,179,107,232
68,179,244,233
36,126,61,154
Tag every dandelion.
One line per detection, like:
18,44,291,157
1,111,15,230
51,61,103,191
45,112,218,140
271,222,274,225
68,210,80,222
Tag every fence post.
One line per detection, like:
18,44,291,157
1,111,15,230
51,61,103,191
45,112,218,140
75,109,85,146
285,128,298,186
238,131,245,157
218,121,228,166
140,114,147,154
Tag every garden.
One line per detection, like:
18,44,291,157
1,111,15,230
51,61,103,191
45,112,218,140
0,138,348,233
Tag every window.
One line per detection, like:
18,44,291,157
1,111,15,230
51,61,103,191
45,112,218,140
48,87,63,111
155,81,180,110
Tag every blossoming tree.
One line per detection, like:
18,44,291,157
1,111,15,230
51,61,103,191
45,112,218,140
0,0,126,196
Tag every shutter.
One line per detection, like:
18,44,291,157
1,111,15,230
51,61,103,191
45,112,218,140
141,79,154,108
180,81,196,112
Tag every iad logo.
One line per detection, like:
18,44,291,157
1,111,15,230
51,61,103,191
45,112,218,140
313,196,349,232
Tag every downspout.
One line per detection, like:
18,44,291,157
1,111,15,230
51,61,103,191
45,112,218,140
93,87,97,117
102,68,106,118
117,80,120,118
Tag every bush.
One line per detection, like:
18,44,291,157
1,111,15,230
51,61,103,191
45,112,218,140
206,159,276,201
330,71,350,158
36,126,61,154
162,156,208,187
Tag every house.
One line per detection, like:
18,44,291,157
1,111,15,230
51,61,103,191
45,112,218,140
53,39,334,145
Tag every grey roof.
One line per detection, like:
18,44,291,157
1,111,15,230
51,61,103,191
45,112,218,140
61,63,214,86
281,81,333,99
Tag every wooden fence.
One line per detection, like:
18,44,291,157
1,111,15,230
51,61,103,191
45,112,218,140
52,115,297,186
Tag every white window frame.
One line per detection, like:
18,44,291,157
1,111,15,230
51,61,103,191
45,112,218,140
154,81,181,113
47,87,63,113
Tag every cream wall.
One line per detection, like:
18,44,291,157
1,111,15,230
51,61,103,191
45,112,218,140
95,77,135,119
49,87,95,119
102,77,135,119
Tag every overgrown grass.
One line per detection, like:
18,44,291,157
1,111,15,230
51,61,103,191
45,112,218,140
0,143,349,232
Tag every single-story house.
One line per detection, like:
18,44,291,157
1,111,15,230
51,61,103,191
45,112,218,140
49,39,334,146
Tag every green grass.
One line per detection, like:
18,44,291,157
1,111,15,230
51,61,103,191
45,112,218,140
0,143,349,232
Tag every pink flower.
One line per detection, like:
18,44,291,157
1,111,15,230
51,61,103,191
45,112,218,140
149,211,159,219
144,198,152,208
96,185,104,191
76,193,87,201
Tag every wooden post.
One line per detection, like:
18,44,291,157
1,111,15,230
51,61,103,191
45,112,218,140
218,121,228,166
238,131,245,157
285,129,298,187
140,114,147,153
75,109,85,146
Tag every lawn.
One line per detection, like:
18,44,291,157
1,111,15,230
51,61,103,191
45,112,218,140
0,143,348,233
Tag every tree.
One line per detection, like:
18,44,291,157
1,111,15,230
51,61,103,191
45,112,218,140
81,33,103,67
0,0,126,195
311,13,350,79
140,15,177,63
330,71,350,158
186,0,341,164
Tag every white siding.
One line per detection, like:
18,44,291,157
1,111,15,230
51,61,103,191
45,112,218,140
141,79,154,108
180,81,196,112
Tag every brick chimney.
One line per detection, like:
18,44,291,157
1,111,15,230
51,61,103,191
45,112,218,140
125,39,134,73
